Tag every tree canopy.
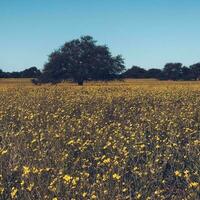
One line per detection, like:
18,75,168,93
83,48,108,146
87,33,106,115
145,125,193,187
123,66,147,79
36,36,125,85
162,63,183,80
190,63,200,80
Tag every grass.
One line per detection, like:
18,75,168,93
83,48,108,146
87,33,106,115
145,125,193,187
0,79,199,199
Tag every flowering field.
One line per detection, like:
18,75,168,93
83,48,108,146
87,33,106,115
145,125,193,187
0,79,199,200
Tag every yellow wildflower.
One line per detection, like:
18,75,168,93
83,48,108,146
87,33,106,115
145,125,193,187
63,174,71,183
11,187,18,198
1,150,8,155
136,193,141,199
112,173,121,180
91,194,97,199
82,192,87,197
0,187,4,194
72,177,79,186
67,140,74,145
23,166,31,176
27,182,34,191
174,170,181,177
189,182,199,188
103,158,111,164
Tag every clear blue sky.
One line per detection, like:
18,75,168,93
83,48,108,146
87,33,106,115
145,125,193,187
1,0,200,72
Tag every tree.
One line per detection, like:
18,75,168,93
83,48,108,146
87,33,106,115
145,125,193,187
21,66,41,78
189,63,200,80
123,66,147,78
146,68,162,79
0,69,4,78
162,63,182,80
35,36,125,85
181,66,193,80
9,72,21,78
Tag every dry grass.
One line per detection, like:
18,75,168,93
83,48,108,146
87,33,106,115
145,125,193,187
0,79,199,199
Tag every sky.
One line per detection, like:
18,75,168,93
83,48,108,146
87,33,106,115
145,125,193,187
1,0,200,72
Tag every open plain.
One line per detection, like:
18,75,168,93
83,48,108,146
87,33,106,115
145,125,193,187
0,79,199,199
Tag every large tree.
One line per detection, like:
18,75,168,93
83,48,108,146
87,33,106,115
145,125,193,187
36,36,125,85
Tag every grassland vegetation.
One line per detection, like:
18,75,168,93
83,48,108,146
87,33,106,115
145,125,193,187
0,79,199,199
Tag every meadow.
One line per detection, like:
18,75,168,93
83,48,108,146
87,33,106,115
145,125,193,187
0,79,199,200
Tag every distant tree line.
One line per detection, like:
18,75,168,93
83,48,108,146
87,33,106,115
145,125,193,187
0,67,41,78
1,36,200,84
122,63,200,80
1,62,200,83
2,62,200,82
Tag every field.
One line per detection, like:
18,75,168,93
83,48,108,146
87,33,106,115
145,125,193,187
0,79,199,200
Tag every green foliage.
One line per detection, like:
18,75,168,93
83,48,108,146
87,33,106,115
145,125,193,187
37,36,125,85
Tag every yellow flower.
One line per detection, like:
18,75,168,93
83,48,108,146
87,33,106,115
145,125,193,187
112,173,121,180
83,172,90,178
122,188,128,192
48,178,57,192
189,182,199,188
32,167,39,174
140,144,145,148
11,187,18,198
52,198,58,200
133,167,138,171
13,166,18,171
1,149,8,156
183,170,189,178
154,190,159,195
155,144,160,149
0,187,4,194
63,174,71,183
104,190,108,194
82,192,87,197
91,194,97,199
72,177,79,186
103,158,111,164
174,170,181,177
27,182,34,191
31,139,36,144
136,193,141,199
67,140,74,145
23,166,31,176
162,180,166,184
20,180,25,187
103,174,108,181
